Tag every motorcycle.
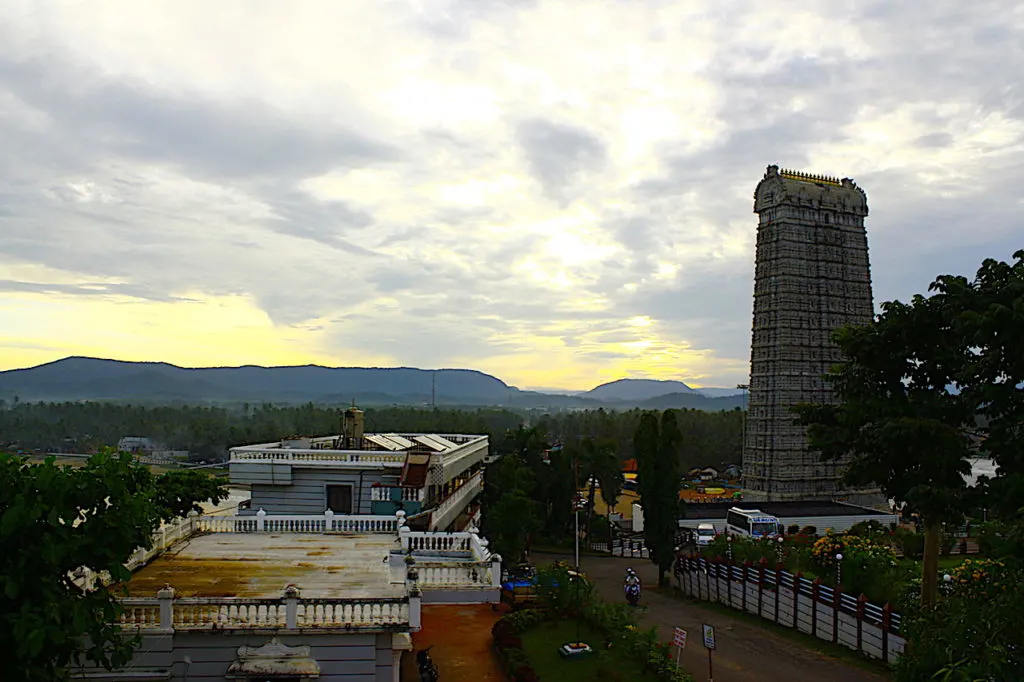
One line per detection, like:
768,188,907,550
625,582,641,607
416,645,439,682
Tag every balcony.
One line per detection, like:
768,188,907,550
429,469,484,531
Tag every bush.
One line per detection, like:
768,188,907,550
800,525,818,537
892,527,924,559
787,524,800,536
896,565,1024,681
492,611,541,682
535,562,594,616
976,520,1024,560
848,519,891,542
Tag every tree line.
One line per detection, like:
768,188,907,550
0,401,744,467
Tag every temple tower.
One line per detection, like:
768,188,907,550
741,165,876,501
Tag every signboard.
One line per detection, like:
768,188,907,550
702,624,716,650
673,627,687,649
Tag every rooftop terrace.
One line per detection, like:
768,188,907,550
126,532,403,599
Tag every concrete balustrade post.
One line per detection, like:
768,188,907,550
409,590,422,631
490,553,503,588
157,584,175,630
256,508,266,532
399,525,411,552
284,584,300,628
324,508,334,532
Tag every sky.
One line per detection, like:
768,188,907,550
0,1,1021,391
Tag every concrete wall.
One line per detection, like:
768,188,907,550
74,631,399,682
243,468,400,515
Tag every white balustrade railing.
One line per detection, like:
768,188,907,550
197,510,401,534
230,450,406,465
119,599,163,630
119,591,413,631
402,531,472,553
296,598,409,627
415,562,493,587
371,487,424,503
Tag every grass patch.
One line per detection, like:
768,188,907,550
655,586,894,679
936,556,969,570
520,619,661,682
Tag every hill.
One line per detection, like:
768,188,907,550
583,378,697,402
0,357,747,411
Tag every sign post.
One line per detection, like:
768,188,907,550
673,627,687,666
702,623,716,682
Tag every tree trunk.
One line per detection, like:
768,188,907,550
921,518,941,608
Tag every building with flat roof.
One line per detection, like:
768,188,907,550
229,406,486,532
72,509,501,682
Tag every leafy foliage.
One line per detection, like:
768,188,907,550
896,564,1024,681
0,449,227,681
635,411,683,586
793,291,974,607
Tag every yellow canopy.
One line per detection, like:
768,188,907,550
624,473,638,481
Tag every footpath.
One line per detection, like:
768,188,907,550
534,551,891,682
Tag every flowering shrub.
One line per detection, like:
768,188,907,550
948,558,1014,600
810,532,895,572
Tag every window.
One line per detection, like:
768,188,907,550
326,485,353,514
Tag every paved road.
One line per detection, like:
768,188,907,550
535,552,890,682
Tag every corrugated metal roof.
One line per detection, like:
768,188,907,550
365,434,406,451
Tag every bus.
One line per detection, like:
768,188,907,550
725,508,783,538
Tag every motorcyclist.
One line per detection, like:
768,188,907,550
624,567,641,590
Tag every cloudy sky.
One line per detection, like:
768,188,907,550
0,1,1021,390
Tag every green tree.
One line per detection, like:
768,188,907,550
0,448,227,681
634,411,682,586
794,293,974,608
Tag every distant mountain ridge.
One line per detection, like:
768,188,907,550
0,357,746,411
583,378,697,401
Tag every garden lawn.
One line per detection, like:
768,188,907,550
520,619,662,682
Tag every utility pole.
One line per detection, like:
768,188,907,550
431,372,436,409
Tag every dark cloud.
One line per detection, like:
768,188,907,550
515,118,606,204
0,279,195,303
0,56,398,182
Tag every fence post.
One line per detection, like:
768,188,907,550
757,559,766,617
774,563,784,625
725,558,732,607
157,584,175,630
811,578,821,637
856,594,866,653
256,508,266,532
792,571,802,630
284,584,299,628
881,603,892,664
832,585,841,644
741,560,751,612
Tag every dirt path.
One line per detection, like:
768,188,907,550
535,552,891,682
403,604,505,681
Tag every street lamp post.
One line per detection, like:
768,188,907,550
776,536,785,565
726,534,733,562
836,553,844,586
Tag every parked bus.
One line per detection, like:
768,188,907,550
725,508,783,538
